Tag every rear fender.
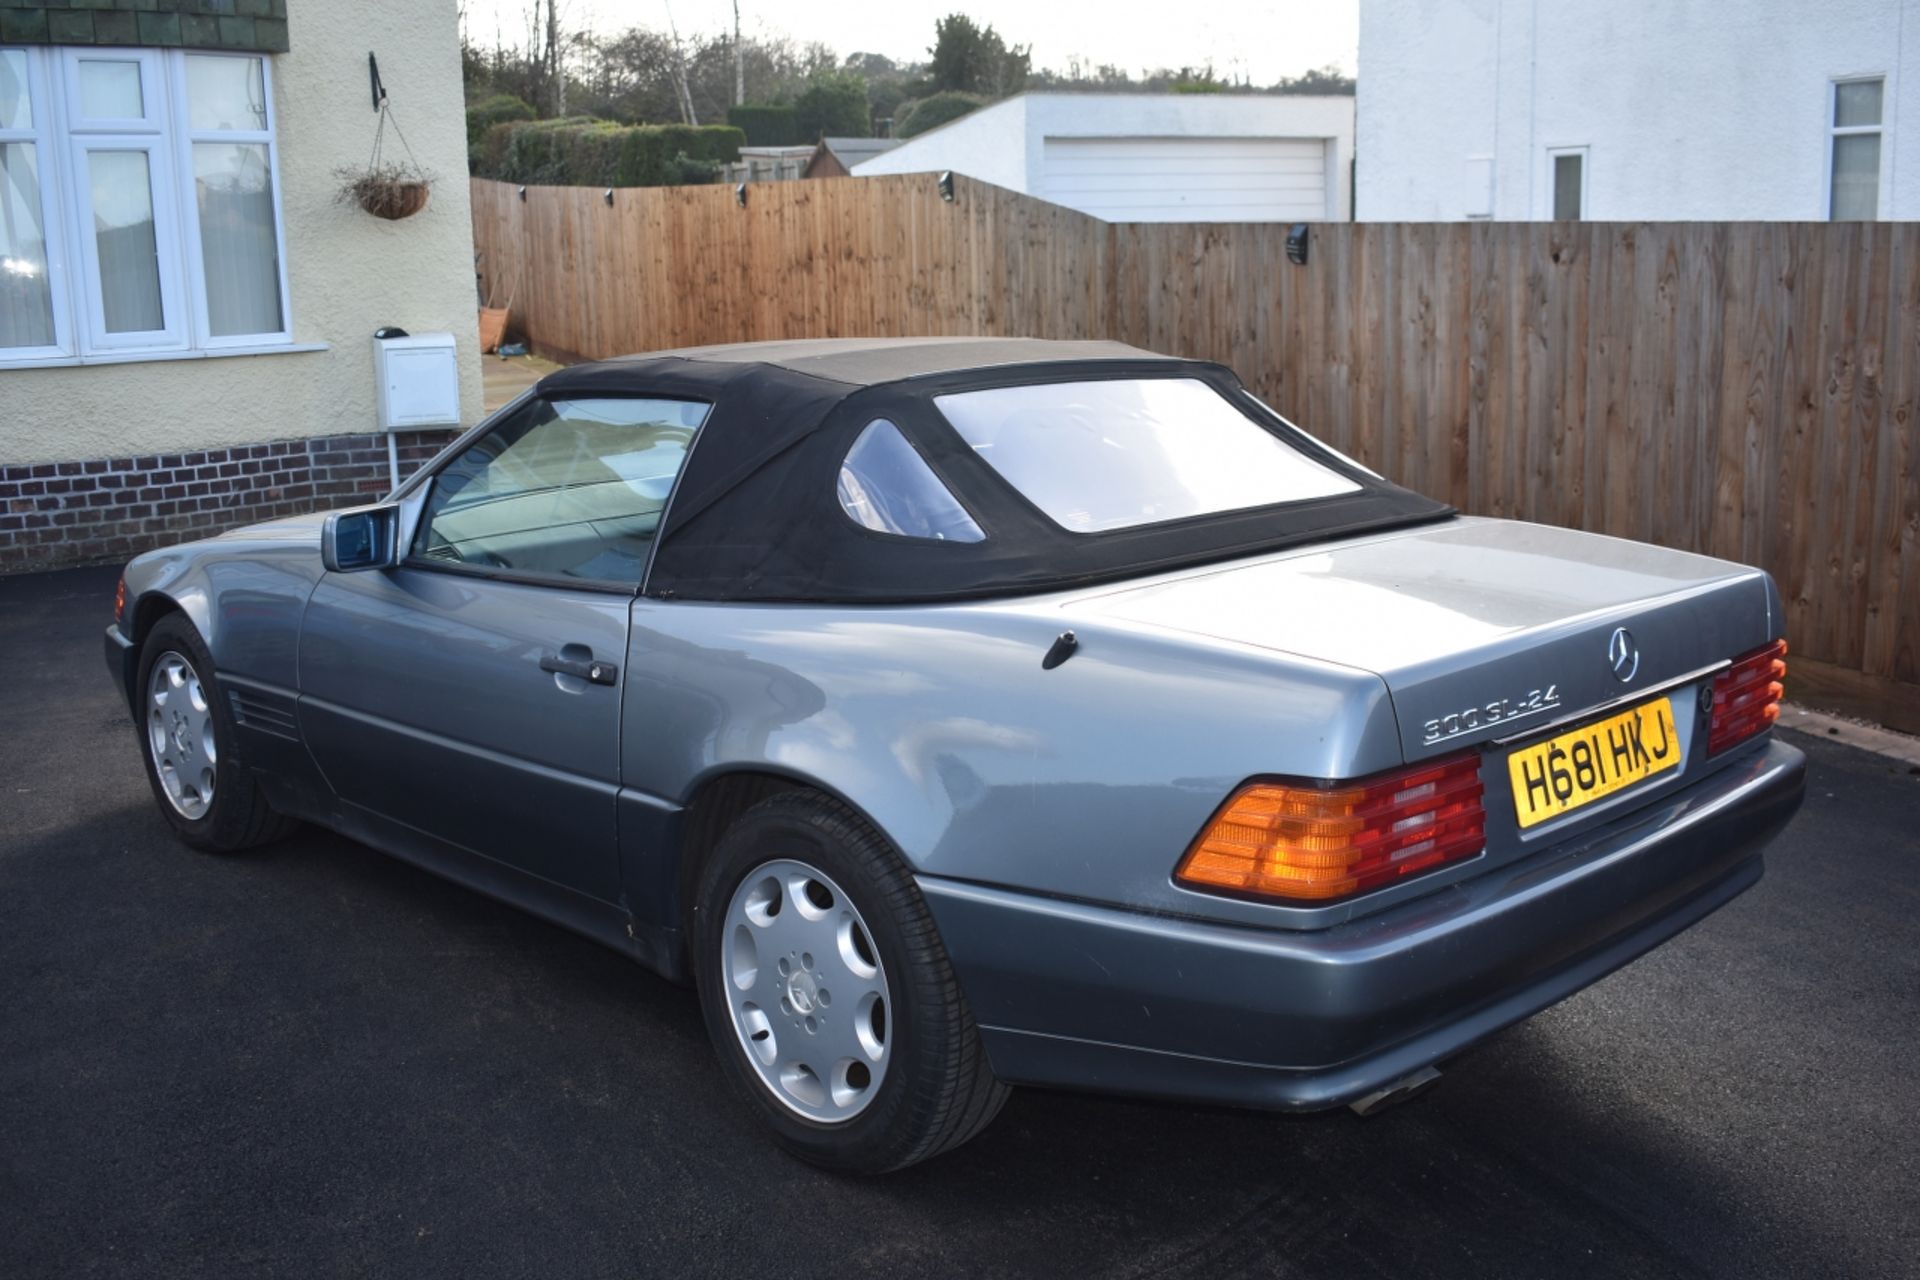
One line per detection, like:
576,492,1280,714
621,598,1405,929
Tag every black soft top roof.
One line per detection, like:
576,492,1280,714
534,339,1454,604
540,336,1164,390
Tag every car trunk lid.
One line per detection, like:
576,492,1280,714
1070,517,1774,764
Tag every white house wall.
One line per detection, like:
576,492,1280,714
3,0,482,463
1359,0,1918,220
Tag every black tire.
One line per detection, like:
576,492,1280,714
134,613,296,853
692,791,1009,1173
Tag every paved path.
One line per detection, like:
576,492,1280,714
481,353,560,413
2,566,1914,1278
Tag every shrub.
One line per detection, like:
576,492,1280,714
465,93,535,155
473,120,747,187
794,72,870,141
867,79,913,131
895,91,985,139
726,104,804,147
491,115,592,185
665,152,723,185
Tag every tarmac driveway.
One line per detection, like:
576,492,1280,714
2,565,1916,1278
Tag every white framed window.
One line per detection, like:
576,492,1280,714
1,47,68,358
0,45,291,366
1548,146,1587,220
1829,77,1884,221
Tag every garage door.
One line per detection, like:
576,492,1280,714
1040,136,1330,222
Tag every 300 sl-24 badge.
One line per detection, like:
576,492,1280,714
1422,685,1562,744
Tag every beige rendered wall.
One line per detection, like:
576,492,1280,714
0,0,483,466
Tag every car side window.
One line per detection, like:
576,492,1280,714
836,418,985,542
412,395,709,584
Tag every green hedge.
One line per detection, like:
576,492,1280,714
896,91,985,139
726,104,805,147
473,119,746,187
794,73,871,142
465,93,535,154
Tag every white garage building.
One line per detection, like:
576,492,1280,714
851,92,1355,222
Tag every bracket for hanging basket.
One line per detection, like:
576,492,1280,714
338,62,431,221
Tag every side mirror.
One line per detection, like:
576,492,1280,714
322,504,400,572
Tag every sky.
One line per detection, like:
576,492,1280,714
464,1,1360,86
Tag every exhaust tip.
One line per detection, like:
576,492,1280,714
1347,1065,1442,1117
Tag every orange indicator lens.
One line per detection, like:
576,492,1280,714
1177,753,1486,903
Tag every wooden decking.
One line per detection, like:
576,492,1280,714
481,353,561,413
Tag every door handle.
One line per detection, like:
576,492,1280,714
540,651,618,686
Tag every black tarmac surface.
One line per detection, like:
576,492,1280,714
3,565,1916,1278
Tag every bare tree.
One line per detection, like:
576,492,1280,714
507,0,569,116
546,0,566,115
662,0,698,124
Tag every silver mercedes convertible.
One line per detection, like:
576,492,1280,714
104,338,1806,1172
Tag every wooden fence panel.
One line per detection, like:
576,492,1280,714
470,175,1920,729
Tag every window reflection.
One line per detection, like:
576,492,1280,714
935,377,1360,534
416,397,710,584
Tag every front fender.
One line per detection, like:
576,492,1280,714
118,514,330,688
122,549,217,653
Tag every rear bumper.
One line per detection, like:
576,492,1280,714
104,623,136,717
921,738,1805,1112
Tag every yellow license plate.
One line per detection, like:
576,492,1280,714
1507,696,1682,829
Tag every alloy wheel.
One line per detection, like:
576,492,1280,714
720,858,891,1123
147,650,217,821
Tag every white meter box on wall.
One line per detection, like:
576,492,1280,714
373,333,460,429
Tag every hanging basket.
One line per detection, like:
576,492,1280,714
338,96,431,221
340,167,432,220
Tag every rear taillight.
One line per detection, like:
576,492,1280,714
113,574,126,625
1708,639,1786,754
1175,753,1486,904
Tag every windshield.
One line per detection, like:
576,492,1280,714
934,377,1360,534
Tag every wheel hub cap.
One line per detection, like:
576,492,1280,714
146,651,217,821
720,858,891,1124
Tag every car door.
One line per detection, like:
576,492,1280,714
298,392,708,903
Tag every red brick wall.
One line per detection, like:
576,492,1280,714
0,429,457,574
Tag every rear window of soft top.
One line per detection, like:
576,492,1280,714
932,377,1360,534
